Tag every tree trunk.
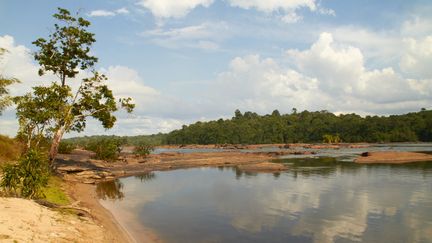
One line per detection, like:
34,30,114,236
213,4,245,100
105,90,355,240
49,126,65,167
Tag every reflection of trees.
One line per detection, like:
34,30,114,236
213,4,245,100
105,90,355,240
96,179,124,201
135,172,156,182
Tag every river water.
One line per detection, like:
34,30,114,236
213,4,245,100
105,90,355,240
98,145,432,243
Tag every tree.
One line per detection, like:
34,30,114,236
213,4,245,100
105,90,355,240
14,8,134,164
0,48,19,115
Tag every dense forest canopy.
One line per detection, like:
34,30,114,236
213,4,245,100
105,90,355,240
67,109,432,145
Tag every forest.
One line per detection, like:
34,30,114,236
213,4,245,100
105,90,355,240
66,108,432,146
163,109,432,144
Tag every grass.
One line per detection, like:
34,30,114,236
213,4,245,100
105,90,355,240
42,176,70,206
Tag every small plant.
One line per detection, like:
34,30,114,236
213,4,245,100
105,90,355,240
57,141,75,154
322,134,341,144
0,149,50,198
133,142,154,156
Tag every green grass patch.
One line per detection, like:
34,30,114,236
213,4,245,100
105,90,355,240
42,176,70,206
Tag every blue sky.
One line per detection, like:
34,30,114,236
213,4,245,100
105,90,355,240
1,0,431,136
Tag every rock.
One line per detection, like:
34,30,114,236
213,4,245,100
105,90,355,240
82,179,95,184
361,152,370,157
237,162,286,173
57,166,88,173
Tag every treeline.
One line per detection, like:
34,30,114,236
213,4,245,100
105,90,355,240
164,109,432,144
65,133,166,147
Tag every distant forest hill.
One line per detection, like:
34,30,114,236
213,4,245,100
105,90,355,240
66,109,432,146
164,109,432,144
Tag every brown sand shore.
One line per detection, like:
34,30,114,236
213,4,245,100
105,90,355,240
0,197,107,242
355,151,432,164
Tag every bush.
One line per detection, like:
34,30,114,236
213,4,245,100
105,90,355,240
85,138,124,161
0,149,50,198
133,142,154,156
57,141,75,154
0,135,23,164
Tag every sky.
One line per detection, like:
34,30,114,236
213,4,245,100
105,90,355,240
0,0,431,137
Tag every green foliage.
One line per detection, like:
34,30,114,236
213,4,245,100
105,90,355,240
14,8,134,161
33,8,97,84
85,137,125,161
323,134,341,144
133,142,154,156
57,141,75,154
65,133,166,147
164,109,432,144
1,150,50,198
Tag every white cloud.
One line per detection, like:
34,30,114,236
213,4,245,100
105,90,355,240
137,0,214,19
227,0,334,24
281,12,303,24
89,10,116,17
400,35,432,79
141,22,228,50
329,27,402,63
209,32,431,116
88,8,130,17
401,17,432,38
115,7,130,15
227,0,317,12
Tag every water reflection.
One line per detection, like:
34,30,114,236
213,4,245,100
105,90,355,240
96,179,125,200
99,159,432,243
135,172,156,182
97,172,156,201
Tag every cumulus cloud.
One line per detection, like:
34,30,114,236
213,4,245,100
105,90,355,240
137,0,214,19
209,32,431,115
88,8,130,17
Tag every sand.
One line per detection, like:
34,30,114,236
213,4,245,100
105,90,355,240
355,151,432,164
0,197,105,243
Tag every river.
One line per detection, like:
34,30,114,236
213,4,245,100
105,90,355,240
98,144,432,243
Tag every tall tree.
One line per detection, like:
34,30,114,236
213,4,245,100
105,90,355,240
14,8,134,164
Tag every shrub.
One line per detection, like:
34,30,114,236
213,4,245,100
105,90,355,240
0,135,23,164
85,138,124,161
57,141,75,154
0,149,50,198
133,142,154,156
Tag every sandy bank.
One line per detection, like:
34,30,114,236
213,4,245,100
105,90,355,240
355,151,432,164
0,197,106,243
64,183,136,243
